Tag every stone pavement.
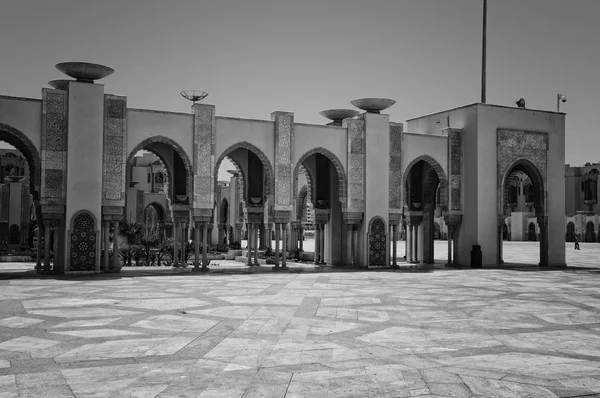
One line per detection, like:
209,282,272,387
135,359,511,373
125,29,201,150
1,260,600,397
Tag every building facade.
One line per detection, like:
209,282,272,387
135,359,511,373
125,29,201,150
0,64,567,273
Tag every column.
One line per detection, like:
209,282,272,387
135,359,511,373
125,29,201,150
299,226,303,252
274,223,280,268
446,225,453,267
313,224,320,265
406,224,412,262
281,222,288,269
36,221,43,273
403,223,408,260
113,220,120,270
498,224,503,264
538,216,548,266
193,221,200,271
246,223,253,265
253,223,259,265
392,224,398,268
172,222,178,266
352,225,359,267
319,224,325,264
265,223,272,249
43,220,51,272
52,224,59,267
346,224,353,266
453,227,459,265
413,224,419,263
103,220,110,272
181,223,187,265
202,222,209,270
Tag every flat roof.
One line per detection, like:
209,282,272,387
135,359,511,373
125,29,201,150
406,102,565,122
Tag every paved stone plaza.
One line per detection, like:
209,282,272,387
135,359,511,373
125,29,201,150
1,243,600,398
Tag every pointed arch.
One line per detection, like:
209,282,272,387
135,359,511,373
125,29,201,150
0,123,41,199
214,141,275,201
499,158,545,214
293,147,347,207
402,155,448,209
126,135,193,203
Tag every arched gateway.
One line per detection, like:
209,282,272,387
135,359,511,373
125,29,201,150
0,66,567,273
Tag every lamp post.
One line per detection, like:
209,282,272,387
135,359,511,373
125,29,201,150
557,93,567,113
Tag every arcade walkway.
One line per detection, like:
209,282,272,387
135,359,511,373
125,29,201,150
1,263,600,397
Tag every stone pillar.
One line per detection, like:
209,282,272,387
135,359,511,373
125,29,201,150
36,222,43,273
103,220,110,272
274,223,280,268
446,225,453,267
207,224,214,246
391,224,398,268
52,223,59,267
247,223,253,265
413,224,419,263
112,219,120,270
258,223,265,249
181,223,187,265
43,220,52,272
346,224,353,266
265,223,272,249
313,224,320,265
281,222,288,269
403,222,408,260
253,223,259,265
193,221,201,271
172,222,178,266
406,223,413,262
218,223,224,247
319,224,325,264
299,226,303,252
202,222,209,270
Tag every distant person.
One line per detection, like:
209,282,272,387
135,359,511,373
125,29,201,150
574,235,580,250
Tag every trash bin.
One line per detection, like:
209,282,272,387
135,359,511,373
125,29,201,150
471,245,482,268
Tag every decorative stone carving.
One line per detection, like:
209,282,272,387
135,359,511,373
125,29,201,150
193,104,215,209
272,112,294,210
368,217,386,266
41,90,68,206
389,123,402,210
497,129,548,212
446,128,463,212
69,211,97,272
103,95,127,201
345,118,365,211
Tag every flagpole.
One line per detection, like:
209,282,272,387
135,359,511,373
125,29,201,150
481,0,487,103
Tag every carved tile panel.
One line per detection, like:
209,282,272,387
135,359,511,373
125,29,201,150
273,112,294,210
389,124,403,210
102,95,127,201
193,104,216,208
497,129,548,184
346,119,365,212
41,90,68,202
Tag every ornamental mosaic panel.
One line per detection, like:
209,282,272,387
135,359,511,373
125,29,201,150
102,95,127,201
273,112,294,209
42,89,68,201
194,105,215,208
389,124,403,210
69,212,97,272
346,119,365,212
368,217,386,266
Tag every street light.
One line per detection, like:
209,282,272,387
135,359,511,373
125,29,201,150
557,93,567,113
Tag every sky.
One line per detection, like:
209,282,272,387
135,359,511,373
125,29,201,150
0,0,598,169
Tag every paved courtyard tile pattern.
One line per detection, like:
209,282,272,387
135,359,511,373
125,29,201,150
2,265,600,397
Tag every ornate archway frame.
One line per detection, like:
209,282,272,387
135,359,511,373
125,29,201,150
214,141,275,214
402,155,448,210
145,202,167,223
292,147,347,215
497,129,548,217
67,209,100,273
126,136,193,204
0,123,41,200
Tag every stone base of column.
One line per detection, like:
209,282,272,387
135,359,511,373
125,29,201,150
390,265,400,269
